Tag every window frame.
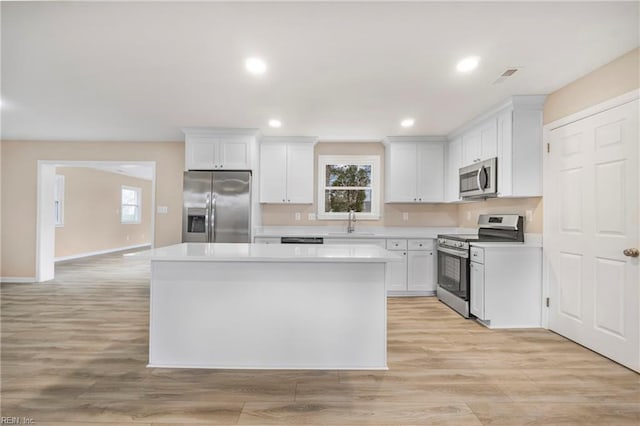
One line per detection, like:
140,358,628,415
317,154,381,220
54,174,65,227
121,185,142,224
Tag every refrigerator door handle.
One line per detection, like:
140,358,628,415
211,195,217,242
205,193,210,241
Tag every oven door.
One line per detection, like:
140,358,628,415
437,247,470,300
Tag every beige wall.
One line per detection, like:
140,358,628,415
261,141,459,228
55,167,152,258
544,48,640,124
1,141,184,278
458,197,543,234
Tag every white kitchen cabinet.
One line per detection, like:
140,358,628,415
468,244,542,328
444,136,462,202
384,137,445,203
259,137,316,204
447,95,545,199
386,238,435,295
385,240,408,292
407,250,435,292
254,237,281,244
469,261,485,319
183,128,257,171
461,118,497,166
496,104,544,197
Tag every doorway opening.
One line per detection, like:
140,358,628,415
36,160,156,282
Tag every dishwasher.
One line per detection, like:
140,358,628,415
280,237,324,244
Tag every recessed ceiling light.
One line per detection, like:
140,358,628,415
268,119,282,128
245,57,267,75
401,118,415,128
456,56,480,72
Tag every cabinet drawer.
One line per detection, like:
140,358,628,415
386,239,408,251
470,246,484,264
408,239,434,251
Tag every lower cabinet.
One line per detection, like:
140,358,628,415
253,235,436,296
386,239,435,296
254,237,281,244
469,261,485,319
469,245,542,328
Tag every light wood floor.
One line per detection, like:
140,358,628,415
2,251,639,425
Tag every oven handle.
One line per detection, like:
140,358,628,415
437,246,469,258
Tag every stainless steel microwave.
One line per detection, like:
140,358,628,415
459,157,497,199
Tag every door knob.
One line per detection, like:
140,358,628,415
623,248,639,257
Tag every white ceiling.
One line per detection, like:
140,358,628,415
1,1,638,142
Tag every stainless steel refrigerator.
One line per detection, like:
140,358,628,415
182,171,251,243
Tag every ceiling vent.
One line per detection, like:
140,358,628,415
493,68,520,84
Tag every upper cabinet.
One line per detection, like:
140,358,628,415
259,136,317,204
183,128,258,170
447,95,545,199
461,118,497,165
444,136,462,202
384,136,445,203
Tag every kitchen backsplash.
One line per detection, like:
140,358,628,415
261,197,542,232
457,197,543,233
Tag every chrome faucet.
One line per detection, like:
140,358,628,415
347,209,356,233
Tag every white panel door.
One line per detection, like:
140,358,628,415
416,142,444,202
387,143,417,202
546,99,639,372
259,143,287,203
286,144,314,203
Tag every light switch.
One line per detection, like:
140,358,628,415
157,206,169,214
308,213,316,221
402,212,409,221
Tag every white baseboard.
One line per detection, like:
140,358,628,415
0,277,36,284
54,243,151,263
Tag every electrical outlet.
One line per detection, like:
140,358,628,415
295,212,301,221
308,213,316,221
526,210,533,222
402,212,409,221
466,211,471,221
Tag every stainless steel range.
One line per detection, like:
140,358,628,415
436,214,524,318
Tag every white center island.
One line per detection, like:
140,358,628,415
133,243,401,370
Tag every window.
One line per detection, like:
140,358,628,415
54,175,64,226
317,155,380,220
121,186,142,224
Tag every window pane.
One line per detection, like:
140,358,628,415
324,189,372,213
122,189,137,204
325,164,371,187
121,206,138,222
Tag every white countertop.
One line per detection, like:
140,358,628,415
128,243,403,263
470,240,542,248
254,226,459,239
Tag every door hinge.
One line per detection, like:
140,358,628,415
546,297,550,307
546,143,550,153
